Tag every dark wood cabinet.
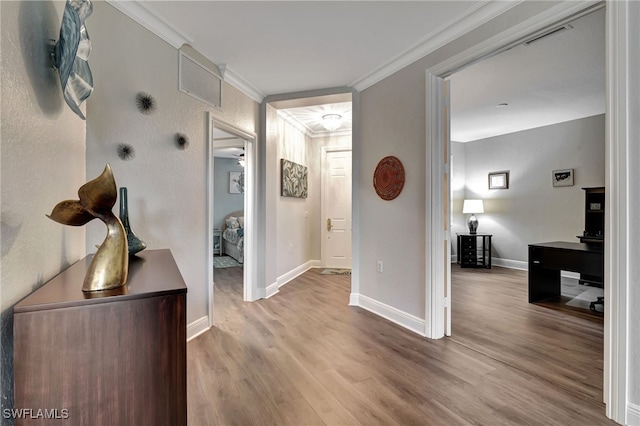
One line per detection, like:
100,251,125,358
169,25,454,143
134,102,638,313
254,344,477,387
13,249,187,426
578,186,605,244
457,234,492,268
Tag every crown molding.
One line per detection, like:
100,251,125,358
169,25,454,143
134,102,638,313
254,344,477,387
105,0,193,48
223,67,266,104
310,129,352,140
277,109,313,137
350,0,523,91
277,109,352,139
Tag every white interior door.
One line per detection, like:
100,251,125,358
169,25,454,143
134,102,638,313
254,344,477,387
323,150,352,269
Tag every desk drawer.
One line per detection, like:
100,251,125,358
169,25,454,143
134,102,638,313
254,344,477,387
531,247,603,277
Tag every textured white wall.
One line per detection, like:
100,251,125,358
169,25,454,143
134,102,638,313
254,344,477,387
462,115,605,263
85,2,258,325
1,0,87,414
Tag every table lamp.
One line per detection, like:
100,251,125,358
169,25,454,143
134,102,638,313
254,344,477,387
463,199,484,234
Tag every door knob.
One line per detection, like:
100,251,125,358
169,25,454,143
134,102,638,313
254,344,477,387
327,218,333,231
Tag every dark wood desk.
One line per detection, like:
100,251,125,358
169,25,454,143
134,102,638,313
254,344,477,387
528,241,603,303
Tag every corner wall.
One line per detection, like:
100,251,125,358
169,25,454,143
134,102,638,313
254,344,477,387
1,0,87,415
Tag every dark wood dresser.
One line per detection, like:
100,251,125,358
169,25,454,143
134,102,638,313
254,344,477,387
13,249,187,425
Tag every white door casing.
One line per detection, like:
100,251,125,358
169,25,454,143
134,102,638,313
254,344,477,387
322,149,352,269
206,114,258,327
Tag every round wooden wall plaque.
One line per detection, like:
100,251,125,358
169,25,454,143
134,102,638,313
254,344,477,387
373,156,405,200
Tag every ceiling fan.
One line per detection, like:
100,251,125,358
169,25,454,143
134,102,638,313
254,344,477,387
234,148,245,167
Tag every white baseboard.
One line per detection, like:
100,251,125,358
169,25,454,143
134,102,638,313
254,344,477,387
277,260,321,288
350,293,426,337
349,293,359,306
493,257,528,270
187,316,210,341
265,281,279,299
628,402,640,425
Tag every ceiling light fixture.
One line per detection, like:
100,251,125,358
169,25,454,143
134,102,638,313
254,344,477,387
496,103,509,108
322,114,342,131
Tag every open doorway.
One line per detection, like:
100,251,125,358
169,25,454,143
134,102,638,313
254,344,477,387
206,115,257,329
212,127,246,302
262,90,354,296
437,2,608,412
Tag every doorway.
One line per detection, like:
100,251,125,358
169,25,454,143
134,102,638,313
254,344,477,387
261,89,355,296
426,1,632,422
206,114,257,322
322,149,352,269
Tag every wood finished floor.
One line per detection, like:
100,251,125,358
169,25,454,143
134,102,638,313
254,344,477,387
187,266,614,425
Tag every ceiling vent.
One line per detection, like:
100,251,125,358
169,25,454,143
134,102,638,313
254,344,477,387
523,25,573,46
179,44,223,109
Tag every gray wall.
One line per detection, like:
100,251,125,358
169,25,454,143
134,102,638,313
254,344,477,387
453,114,605,264
1,1,88,416
214,158,245,230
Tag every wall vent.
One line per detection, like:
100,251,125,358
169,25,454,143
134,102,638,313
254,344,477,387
179,45,222,109
523,25,573,46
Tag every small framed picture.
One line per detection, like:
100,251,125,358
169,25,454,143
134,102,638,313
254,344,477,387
229,171,244,194
552,169,574,187
488,171,509,189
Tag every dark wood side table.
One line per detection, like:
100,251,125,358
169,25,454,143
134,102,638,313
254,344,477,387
13,249,187,426
457,233,492,268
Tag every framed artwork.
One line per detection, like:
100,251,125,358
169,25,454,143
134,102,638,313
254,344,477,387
229,171,244,194
552,169,574,187
488,171,509,189
281,159,308,198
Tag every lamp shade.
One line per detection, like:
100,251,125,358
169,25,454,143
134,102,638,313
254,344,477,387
463,199,484,214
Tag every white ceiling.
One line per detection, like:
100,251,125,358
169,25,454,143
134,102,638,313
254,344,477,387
112,2,605,143
134,1,485,97
450,7,605,142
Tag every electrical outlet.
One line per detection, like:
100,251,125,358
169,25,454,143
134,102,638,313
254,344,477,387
376,260,383,273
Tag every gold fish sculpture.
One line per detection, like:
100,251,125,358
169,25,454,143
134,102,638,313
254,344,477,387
48,164,128,292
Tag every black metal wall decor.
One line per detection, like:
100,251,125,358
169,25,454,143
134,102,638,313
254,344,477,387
135,92,156,115
117,143,135,161
174,133,189,150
